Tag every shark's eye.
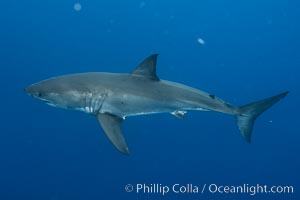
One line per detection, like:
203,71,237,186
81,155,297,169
37,92,42,97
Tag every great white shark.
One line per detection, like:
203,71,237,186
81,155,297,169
25,54,288,155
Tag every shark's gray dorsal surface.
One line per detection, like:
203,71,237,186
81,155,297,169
25,54,289,155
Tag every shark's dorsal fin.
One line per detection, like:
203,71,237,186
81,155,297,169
97,113,130,155
131,54,160,81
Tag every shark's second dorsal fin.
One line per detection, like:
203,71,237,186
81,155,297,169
131,54,159,81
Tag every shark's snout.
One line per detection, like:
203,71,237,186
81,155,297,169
24,84,42,98
24,86,30,94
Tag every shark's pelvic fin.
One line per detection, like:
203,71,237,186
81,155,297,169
131,54,160,80
171,110,187,119
236,91,289,143
97,113,130,155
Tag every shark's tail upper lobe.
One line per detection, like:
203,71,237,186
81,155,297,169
235,91,289,143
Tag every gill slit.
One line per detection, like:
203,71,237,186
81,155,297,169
84,91,92,113
84,91,109,114
96,91,108,114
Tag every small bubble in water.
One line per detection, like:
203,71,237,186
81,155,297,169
139,1,146,8
74,3,82,11
197,38,205,45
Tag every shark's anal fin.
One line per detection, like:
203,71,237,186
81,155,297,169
97,113,130,155
131,54,160,81
171,110,187,119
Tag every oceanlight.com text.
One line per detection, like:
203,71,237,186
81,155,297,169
124,183,294,196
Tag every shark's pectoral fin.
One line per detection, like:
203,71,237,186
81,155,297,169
171,110,187,119
97,113,130,155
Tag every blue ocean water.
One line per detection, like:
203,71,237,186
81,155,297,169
0,0,299,199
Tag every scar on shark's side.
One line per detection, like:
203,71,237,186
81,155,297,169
25,55,289,155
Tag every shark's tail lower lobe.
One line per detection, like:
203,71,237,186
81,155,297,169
235,91,289,143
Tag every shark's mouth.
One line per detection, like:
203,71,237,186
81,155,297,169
36,97,59,108
45,102,58,108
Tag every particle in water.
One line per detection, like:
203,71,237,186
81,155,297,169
74,3,82,11
197,38,205,45
139,1,146,8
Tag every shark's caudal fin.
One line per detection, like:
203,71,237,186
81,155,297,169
236,91,289,143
